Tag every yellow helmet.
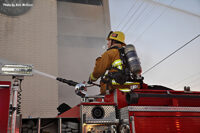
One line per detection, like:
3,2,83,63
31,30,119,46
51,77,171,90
107,31,125,44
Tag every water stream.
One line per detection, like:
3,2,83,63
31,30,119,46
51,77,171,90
33,69,57,80
0,58,57,80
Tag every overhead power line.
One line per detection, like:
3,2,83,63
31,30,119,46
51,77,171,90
124,2,149,33
142,34,200,75
115,0,138,30
176,74,200,89
170,71,200,87
124,1,154,33
133,0,176,44
120,0,145,31
145,0,200,18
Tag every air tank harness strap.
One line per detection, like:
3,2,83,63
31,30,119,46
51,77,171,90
100,64,119,94
100,46,120,94
101,66,126,94
107,46,126,67
101,46,126,94
100,74,112,94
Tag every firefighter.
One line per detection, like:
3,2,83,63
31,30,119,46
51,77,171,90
88,31,138,94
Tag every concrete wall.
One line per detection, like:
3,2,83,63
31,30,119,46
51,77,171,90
57,0,111,107
0,0,58,118
0,0,111,117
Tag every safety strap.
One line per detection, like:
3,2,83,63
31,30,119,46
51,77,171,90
100,72,112,94
101,46,128,93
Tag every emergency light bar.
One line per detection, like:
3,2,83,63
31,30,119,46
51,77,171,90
0,64,33,76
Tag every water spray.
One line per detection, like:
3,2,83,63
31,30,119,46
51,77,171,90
33,70,78,86
33,69,92,97
33,69,100,87
0,62,100,102
33,69,57,80
0,59,97,87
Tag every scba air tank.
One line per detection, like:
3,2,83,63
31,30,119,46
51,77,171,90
124,44,142,76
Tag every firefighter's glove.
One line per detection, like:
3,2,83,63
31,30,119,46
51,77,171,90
88,73,97,84
87,80,92,84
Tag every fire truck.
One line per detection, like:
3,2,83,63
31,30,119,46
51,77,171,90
1,77,200,133
58,80,200,133
1,45,200,133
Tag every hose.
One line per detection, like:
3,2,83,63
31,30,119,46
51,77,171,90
56,77,78,86
57,77,100,87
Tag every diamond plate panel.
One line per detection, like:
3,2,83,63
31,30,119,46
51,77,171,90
81,105,118,123
120,107,129,120
127,106,200,112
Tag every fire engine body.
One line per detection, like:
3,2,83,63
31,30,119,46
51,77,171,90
1,81,200,133
58,86,200,133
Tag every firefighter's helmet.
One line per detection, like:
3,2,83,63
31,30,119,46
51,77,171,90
107,31,125,44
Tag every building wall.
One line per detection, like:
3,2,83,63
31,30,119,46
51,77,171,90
57,0,111,107
0,0,111,117
0,0,58,118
